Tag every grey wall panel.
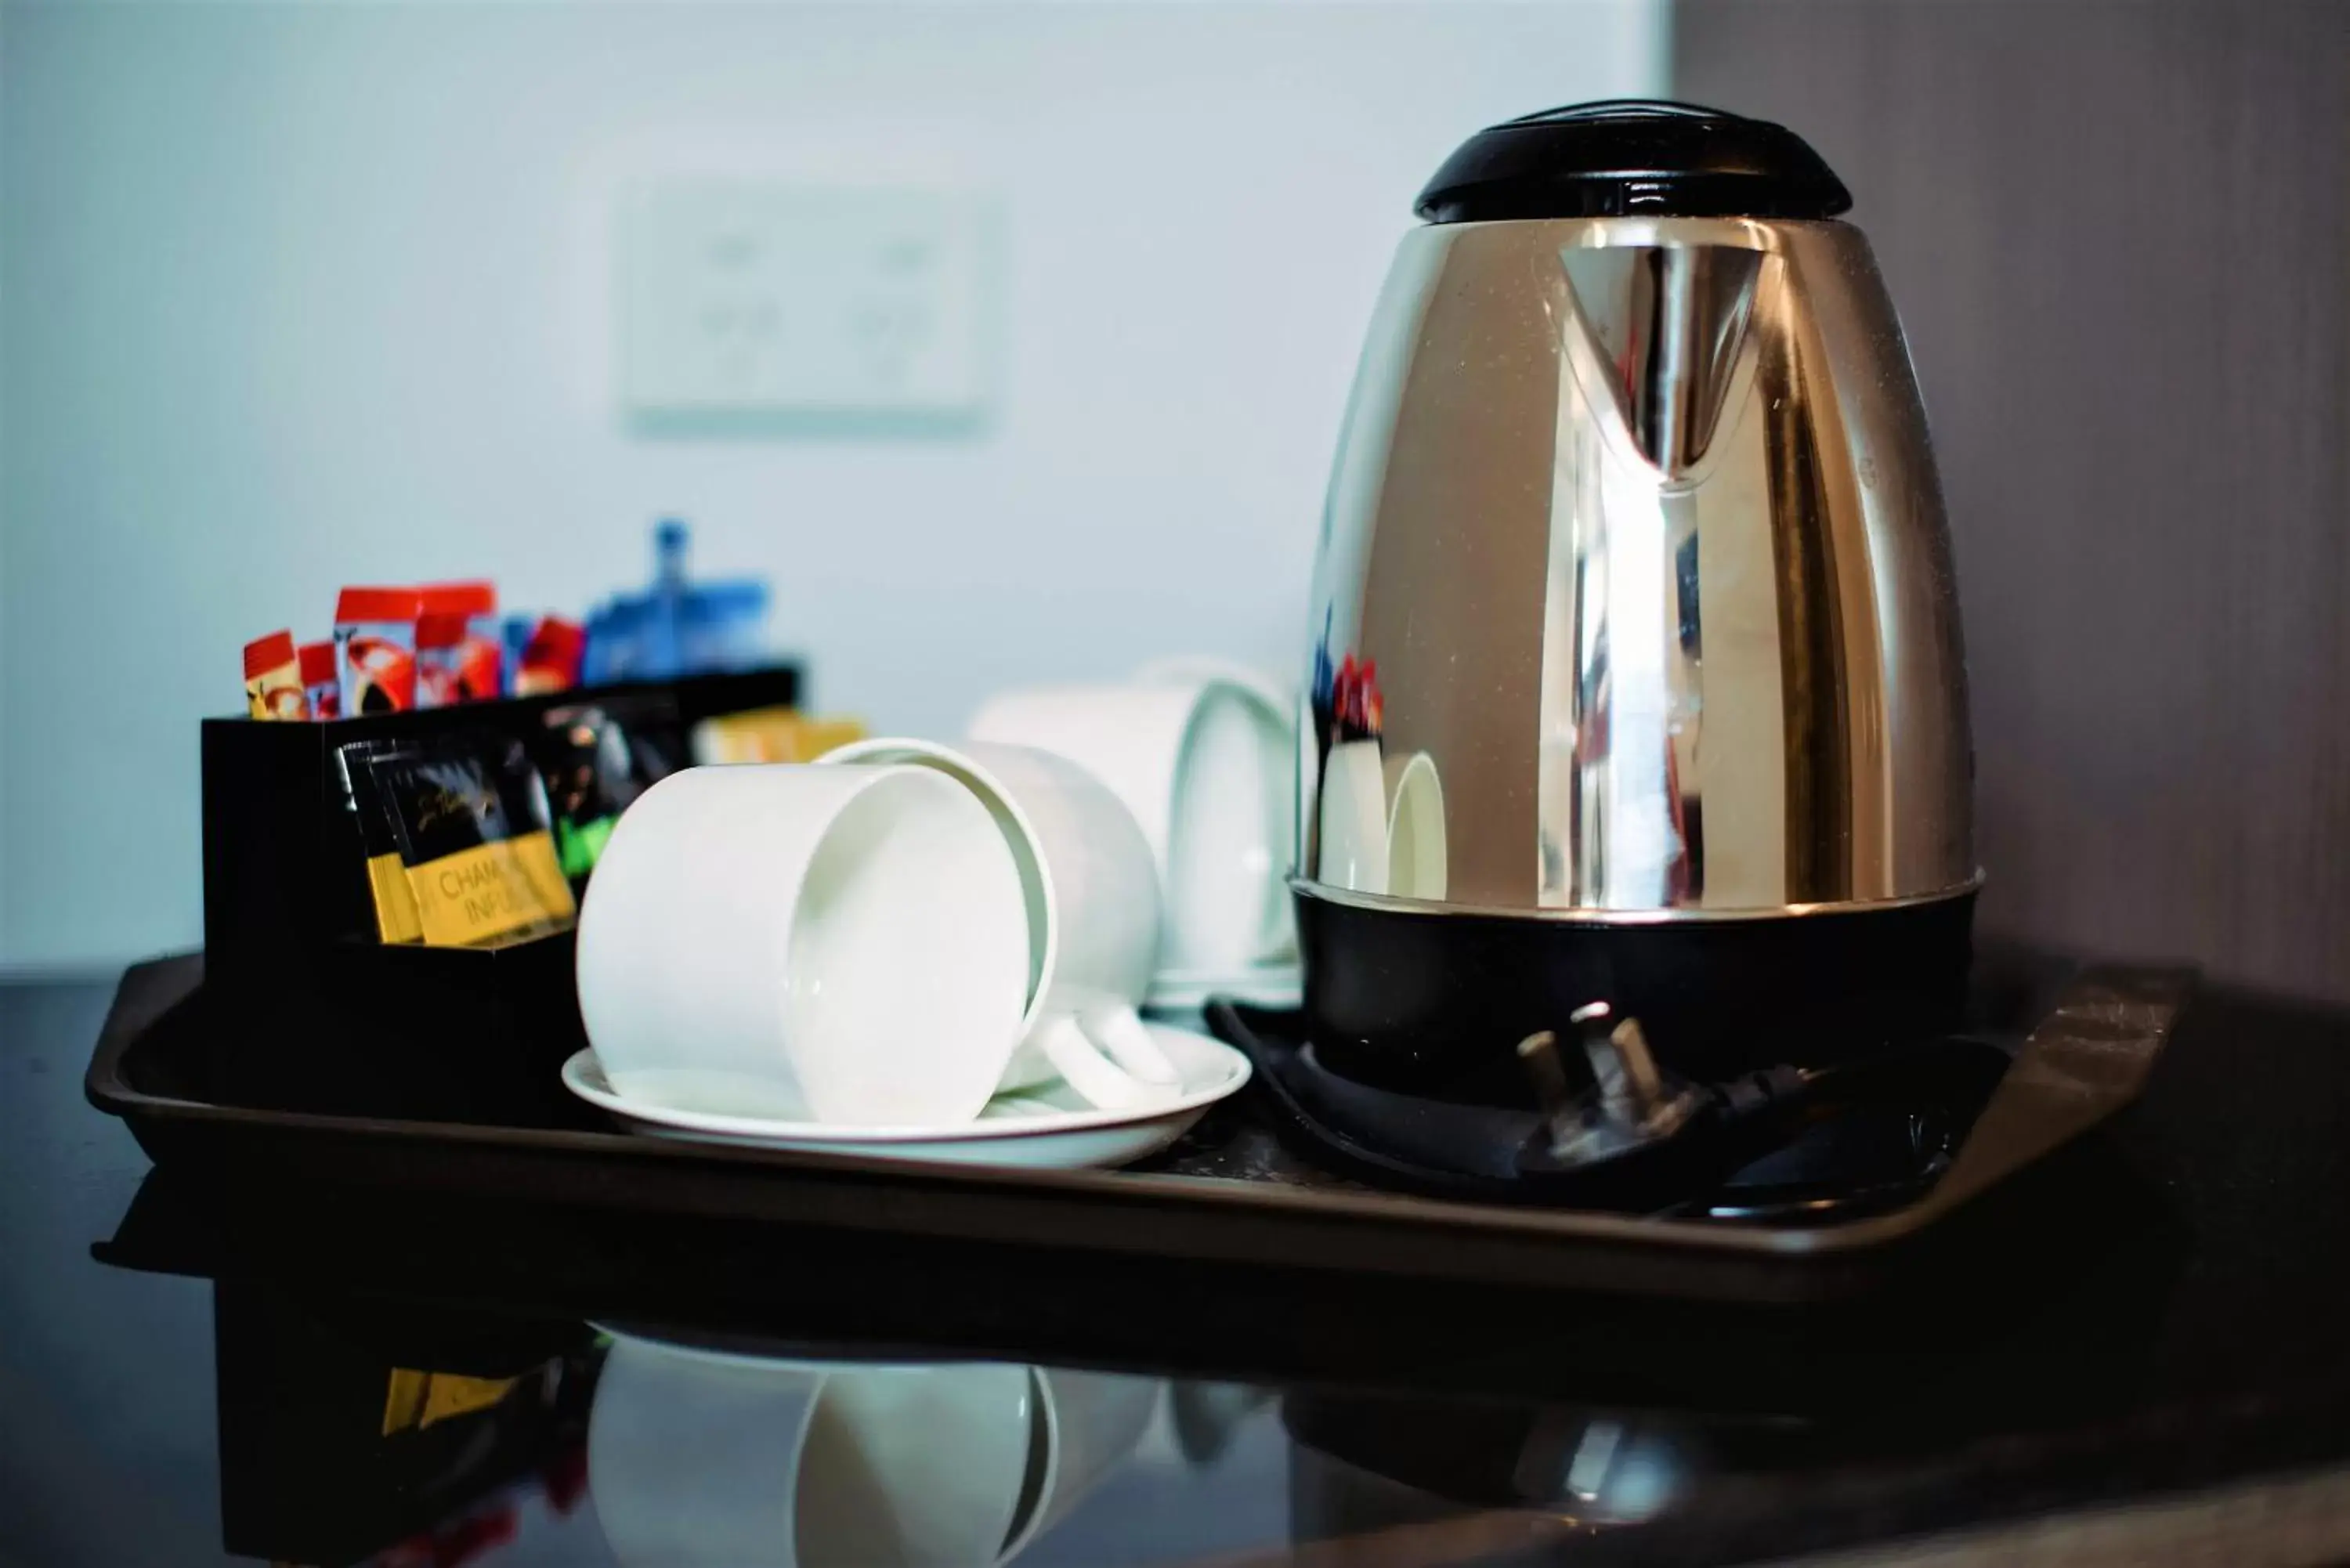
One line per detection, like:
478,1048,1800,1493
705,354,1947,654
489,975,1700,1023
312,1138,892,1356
1677,0,2350,1000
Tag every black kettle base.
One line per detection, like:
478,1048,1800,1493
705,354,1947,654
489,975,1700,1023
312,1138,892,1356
1293,884,1978,1106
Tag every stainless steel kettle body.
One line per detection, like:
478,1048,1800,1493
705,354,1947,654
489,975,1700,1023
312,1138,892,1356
1296,103,1978,1094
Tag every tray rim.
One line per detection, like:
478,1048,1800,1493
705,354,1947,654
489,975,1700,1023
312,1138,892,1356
83,951,2192,1302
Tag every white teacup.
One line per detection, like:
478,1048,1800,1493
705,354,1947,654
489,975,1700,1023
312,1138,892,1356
969,672,1292,978
575,764,1031,1127
820,738,1178,1111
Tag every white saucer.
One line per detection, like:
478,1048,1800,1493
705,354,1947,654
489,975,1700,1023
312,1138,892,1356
562,1021,1249,1171
1144,962,1302,1013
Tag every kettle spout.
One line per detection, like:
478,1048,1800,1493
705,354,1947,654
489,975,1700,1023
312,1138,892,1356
1560,241,1766,479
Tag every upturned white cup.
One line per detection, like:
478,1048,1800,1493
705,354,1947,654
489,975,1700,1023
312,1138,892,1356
969,674,1292,977
575,763,1031,1127
819,738,1179,1111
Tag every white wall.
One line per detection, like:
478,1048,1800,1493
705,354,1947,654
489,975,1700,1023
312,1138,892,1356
0,2,1664,970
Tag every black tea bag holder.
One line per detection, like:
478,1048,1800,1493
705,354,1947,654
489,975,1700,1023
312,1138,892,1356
199,667,799,1123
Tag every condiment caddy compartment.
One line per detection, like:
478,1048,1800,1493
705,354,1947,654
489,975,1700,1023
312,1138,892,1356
200,666,801,1116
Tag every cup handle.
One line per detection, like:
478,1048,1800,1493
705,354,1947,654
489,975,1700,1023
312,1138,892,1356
1079,1003,1181,1086
1037,1011,1180,1111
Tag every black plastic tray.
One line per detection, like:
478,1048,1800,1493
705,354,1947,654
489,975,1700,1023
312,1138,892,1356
85,952,2191,1307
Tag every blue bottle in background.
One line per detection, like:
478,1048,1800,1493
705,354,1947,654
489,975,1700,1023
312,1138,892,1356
683,580,772,674
639,518,691,681
580,518,772,685
582,598,645,685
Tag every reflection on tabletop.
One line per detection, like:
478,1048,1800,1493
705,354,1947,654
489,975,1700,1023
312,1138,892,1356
190,1277,1744,1568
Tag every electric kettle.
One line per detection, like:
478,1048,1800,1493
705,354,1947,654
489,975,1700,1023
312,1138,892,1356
1296,101,1977,1098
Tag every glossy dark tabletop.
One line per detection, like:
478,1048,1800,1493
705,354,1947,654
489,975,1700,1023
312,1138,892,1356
13,961,2350,1568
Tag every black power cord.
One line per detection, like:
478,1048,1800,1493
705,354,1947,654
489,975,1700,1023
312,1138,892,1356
1205,1001,2011,1220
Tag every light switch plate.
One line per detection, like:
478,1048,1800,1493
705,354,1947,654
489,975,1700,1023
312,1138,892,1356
620,182,997,428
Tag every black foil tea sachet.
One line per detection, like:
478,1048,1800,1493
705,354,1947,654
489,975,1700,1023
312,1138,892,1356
537,706,634,887
335,740,424,945
537,695,682,888
352,735,577,948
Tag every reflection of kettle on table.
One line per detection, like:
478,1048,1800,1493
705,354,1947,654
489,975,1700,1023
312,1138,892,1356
1285,1389,1701,1541
587,1329,1159,1567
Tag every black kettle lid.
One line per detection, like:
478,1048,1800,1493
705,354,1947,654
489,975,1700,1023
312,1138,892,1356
1415,99,1851,224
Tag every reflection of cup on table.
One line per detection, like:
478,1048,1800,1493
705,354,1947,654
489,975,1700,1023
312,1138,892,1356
971,674,1292,978
820,739,1177,1111
587,1334,1162,1568
1007,1368,1162,1552
795,1365,1043,1566
576,764,1031,1127
588,1337,1035,1568
588,1339,822,1568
